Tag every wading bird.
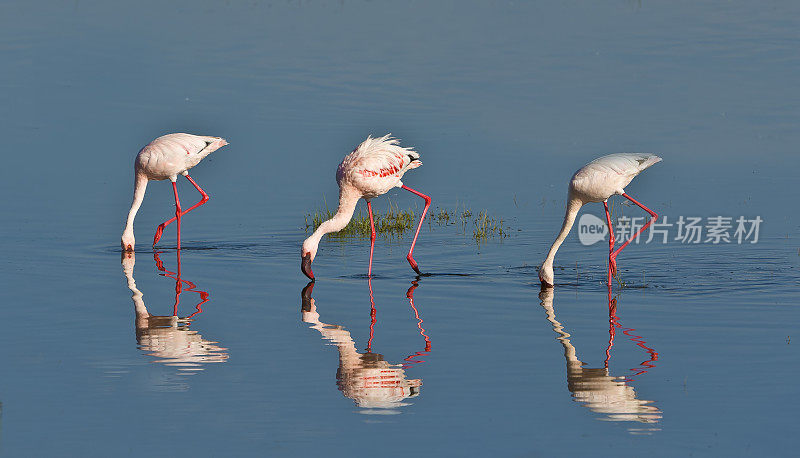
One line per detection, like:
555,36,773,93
539,153,661,288
301,135,430,280
121,133,228,251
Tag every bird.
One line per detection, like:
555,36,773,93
121,133,228,252
539,153,661,288
301,134,431,281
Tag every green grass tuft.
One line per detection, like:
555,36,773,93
304,201,414,240
304,201,511,245
472,210,509,244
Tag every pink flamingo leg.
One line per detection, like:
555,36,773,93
401,185,431,275
622,193,658,219
153,174,209,247
171,182,182,250
367,200,376,277
608,193,658,280
603,201,616,288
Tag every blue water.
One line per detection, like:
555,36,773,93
1,1,799,456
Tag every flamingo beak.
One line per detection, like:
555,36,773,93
301,253,315,281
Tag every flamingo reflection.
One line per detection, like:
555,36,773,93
122,251,228,372
301,279,430,414
539,287,661,431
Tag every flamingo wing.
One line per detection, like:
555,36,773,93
137,133,225,179
570,153,661,201
351,150,414,178
588,153,662,177
337,135,420,193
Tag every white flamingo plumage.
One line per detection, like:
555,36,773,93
539,153,662,288
121,133,228,252
301,134,430,280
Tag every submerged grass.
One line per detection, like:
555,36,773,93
303,200,510,245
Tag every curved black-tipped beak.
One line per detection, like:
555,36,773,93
301,253,314,281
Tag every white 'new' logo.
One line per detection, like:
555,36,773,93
578,213,608,246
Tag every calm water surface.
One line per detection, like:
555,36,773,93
1,1,798,456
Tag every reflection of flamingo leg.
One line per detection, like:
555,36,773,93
622,327,660,379
183,290,210,319
401,185,431,275
361,279,432,366
367,276,376,353
153,174,209,247
403,281,432,369
604,285,660,382
152,250,210,320
154,252,193,288
608,193,658,283
604,285,617,368
367,200,376,278
173,249,182,316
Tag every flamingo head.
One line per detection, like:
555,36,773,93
204,137,228,152
538,262,554,288
301,239,317,281
122,232,135,252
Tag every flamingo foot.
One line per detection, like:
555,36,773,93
406,254,422,276
609,256,618,278
153,224,167,247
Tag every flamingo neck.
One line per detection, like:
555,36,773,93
542,193,583,269
304,187,360,253
122,173,148,240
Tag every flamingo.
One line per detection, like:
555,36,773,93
539,153,661,288
301,134,430,280
121,133,228,252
